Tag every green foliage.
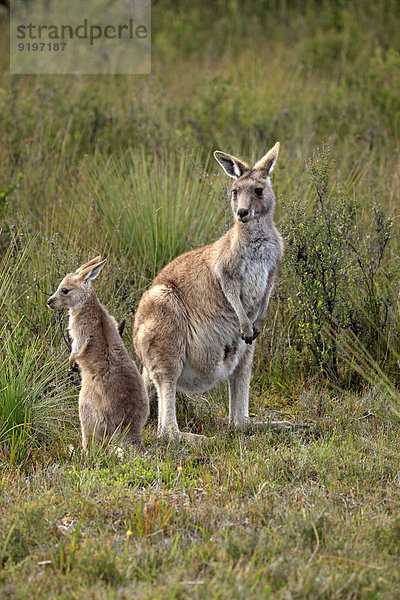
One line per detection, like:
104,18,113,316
0,0,399,399
283,146,394,383
0,236,77,464
367,46,400,132
72,150,225,277
0,0,398,404
0,173,23,220
0,334,75,443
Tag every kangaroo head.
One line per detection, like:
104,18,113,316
47,256,106,311
214,142,280,224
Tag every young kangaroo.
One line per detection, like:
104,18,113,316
48,256,149,451
133,143,284,443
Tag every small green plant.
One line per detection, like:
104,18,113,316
0,334,76,463
48,514,84,575
125,496,176,538
0,236,77,465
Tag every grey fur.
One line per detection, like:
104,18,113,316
133,143,284,443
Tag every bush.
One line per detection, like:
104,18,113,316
282,145,394,384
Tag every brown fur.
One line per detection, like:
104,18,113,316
133,144,284,443
48,257,149,451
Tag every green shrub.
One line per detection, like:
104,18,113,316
282,145,394,384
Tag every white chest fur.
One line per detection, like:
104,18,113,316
239,240,277,314
68,310,85,355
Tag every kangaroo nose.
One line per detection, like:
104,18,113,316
237,208,249,220
47,297,54,307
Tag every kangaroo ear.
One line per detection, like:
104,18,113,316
253,142,280,176
76,255,102,275
79,259,107,283
214,151,250,179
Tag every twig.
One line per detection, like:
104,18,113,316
118,318,126,338
175,148,220,198
307,521,320,565
32,276,52,296
147,529,164,538
56,310,72,354
350,410,376,422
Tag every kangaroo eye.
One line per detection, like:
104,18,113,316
61,288,70,295
232,189,237,197
254,188,263,197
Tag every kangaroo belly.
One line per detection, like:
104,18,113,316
177,321,246,393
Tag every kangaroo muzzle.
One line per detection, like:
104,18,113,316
236,208,251,223
47,296,58,309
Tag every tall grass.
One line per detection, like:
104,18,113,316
340,305,400,419
67,150,227,277
0,333,76,447
0,235,77,464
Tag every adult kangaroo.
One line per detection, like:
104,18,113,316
133,143,284,443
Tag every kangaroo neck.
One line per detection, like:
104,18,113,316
69,294,101,330
230,215,272,245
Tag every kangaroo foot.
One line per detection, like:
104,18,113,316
179,432,211,445
253,419,292,432
158,429,210,444
245,418,317,435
